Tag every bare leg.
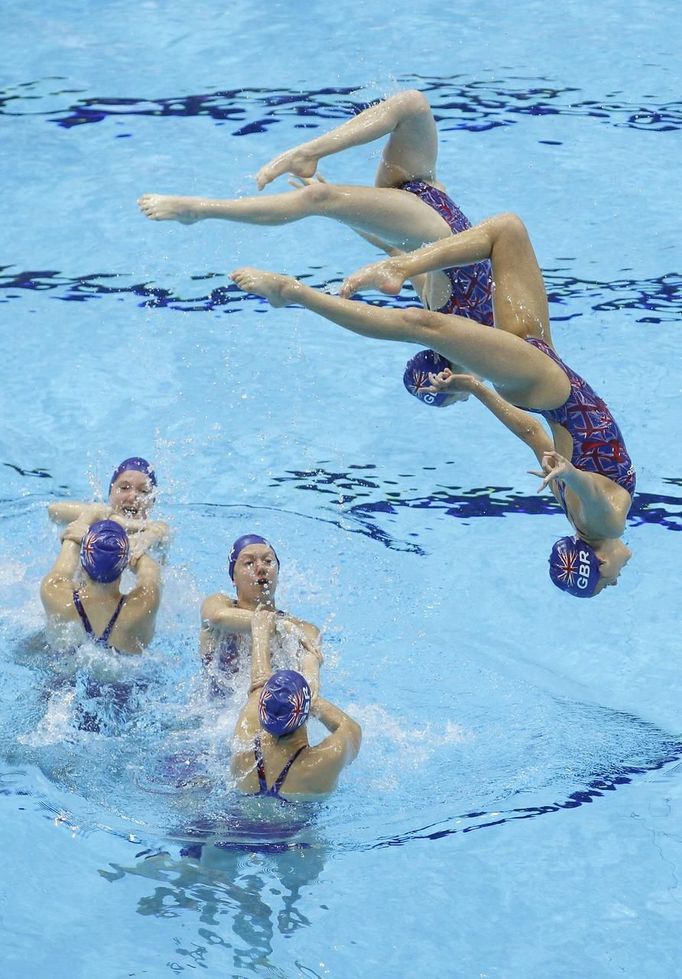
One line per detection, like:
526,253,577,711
341,213,554,346
139,180,452,251
229,268,568,409
256,90,439,190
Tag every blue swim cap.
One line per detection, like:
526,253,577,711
80,520,130,583
228,534,280,580
548,536,601,597
403,349,452,406
109,457,157,493
258,670,311,736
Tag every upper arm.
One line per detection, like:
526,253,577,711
40,575,72,616
316,718,362,769
200,593,249,633
127,556,162,618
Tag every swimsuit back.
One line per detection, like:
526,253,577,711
253,734,307,800
524,337,636,497
400,180,494,324
73,590,126,647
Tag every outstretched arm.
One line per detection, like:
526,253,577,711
426,370,553,462
40,516,90,616
48,501,110,526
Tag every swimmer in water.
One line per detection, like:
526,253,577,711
229,212,635,598
138,90,493,341
200,534,323,697
40,516,161,653
231,607,361,800
48,456,170,561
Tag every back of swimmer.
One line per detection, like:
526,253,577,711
40,516,162,654
230,608,361,800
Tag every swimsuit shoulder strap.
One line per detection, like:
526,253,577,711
253,734,268,793
100,596,125,645
272,744,307,796
72,590,94,637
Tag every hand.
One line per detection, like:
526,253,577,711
60,516,91,545
420,368,479,399
529,450,574,492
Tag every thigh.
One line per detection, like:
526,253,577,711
417,308,569,407
319,183,452,250
374,94,439,188
488,215,553,344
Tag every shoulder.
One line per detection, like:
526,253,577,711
201,592,234,616
293,618,321,643
40,575,74,614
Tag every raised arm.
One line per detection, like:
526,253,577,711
40,517,90,616
111,515,171,562
310,696,362,768
122,553,162,641
279,618,323,701
231,609,277,748
248,608,276,693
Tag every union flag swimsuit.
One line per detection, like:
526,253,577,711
399,180,494,325
523,337,636,500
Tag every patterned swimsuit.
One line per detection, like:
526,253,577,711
399,180,494,324
524,337,636,502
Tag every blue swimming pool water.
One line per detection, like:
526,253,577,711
1,1,681,976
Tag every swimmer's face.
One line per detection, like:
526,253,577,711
109,470,155,519
593,539,632,593
232,544,279,602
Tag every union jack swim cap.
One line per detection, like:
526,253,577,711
80,520,130,583
258,670,311,736
403,349,452,407
548,536,600,597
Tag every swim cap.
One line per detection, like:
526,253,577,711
548,536,601,597
228,534,280,580
80,520,130,583
258,670,311,736
403,349,452,407
109,457,157,493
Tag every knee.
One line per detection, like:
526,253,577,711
393,89,431,118
298,180,337,212
491,212,531,246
